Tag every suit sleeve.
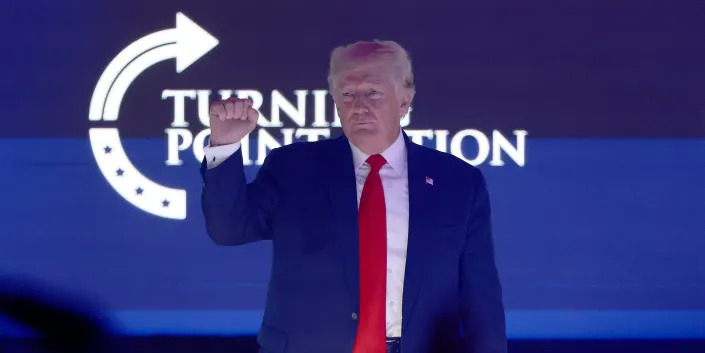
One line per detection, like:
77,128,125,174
203,141,241,169
459,169,507,353
200,146,280,245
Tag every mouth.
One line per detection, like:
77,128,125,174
351,116,376,124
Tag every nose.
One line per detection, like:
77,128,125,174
352,95,368,114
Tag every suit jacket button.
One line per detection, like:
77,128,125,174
352,312,358,320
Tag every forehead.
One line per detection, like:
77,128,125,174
341,72,384,84
338,62,394,87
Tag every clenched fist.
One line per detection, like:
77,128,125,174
208,97,259,146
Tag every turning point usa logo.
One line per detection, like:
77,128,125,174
88,12,528,220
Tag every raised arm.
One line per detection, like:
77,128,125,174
200,97,278,245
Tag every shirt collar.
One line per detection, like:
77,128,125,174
349,129,406,176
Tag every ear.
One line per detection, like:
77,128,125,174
398,93,413,119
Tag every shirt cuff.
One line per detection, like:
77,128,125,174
204,141,241,169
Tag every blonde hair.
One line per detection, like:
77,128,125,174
327,40,415,99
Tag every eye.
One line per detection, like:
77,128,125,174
366,90,381,98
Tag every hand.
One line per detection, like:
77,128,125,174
208,97,259,146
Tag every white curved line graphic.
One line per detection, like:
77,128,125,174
103,44,177,121
89,29,175,121
89,128,186,220
88,12,218,220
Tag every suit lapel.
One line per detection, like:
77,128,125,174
402,135,436,331
322,134,361,310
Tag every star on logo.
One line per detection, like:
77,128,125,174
136,187,144,195
162,199,170,207
116,168,124,176
104,146,112,154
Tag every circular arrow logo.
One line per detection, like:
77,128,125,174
88,12,219,220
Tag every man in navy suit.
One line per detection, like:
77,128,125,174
201,40,506,353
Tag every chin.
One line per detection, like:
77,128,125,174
350,124,378,134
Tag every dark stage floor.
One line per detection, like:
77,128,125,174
3,336,705,353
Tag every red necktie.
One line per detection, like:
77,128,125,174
353,154,387,353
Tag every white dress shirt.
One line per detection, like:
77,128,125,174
203,130,409,337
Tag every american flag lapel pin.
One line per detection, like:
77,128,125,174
425,176,434,186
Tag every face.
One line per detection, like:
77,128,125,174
332,59,410,152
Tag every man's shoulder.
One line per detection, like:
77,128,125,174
264,137,339,166
411,142,482,181
271,137,336,155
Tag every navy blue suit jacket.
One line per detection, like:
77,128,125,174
200,131,506,353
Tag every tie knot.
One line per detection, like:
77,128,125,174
366,154,386,173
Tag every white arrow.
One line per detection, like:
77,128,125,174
87,13,218,220
89,12,218,121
